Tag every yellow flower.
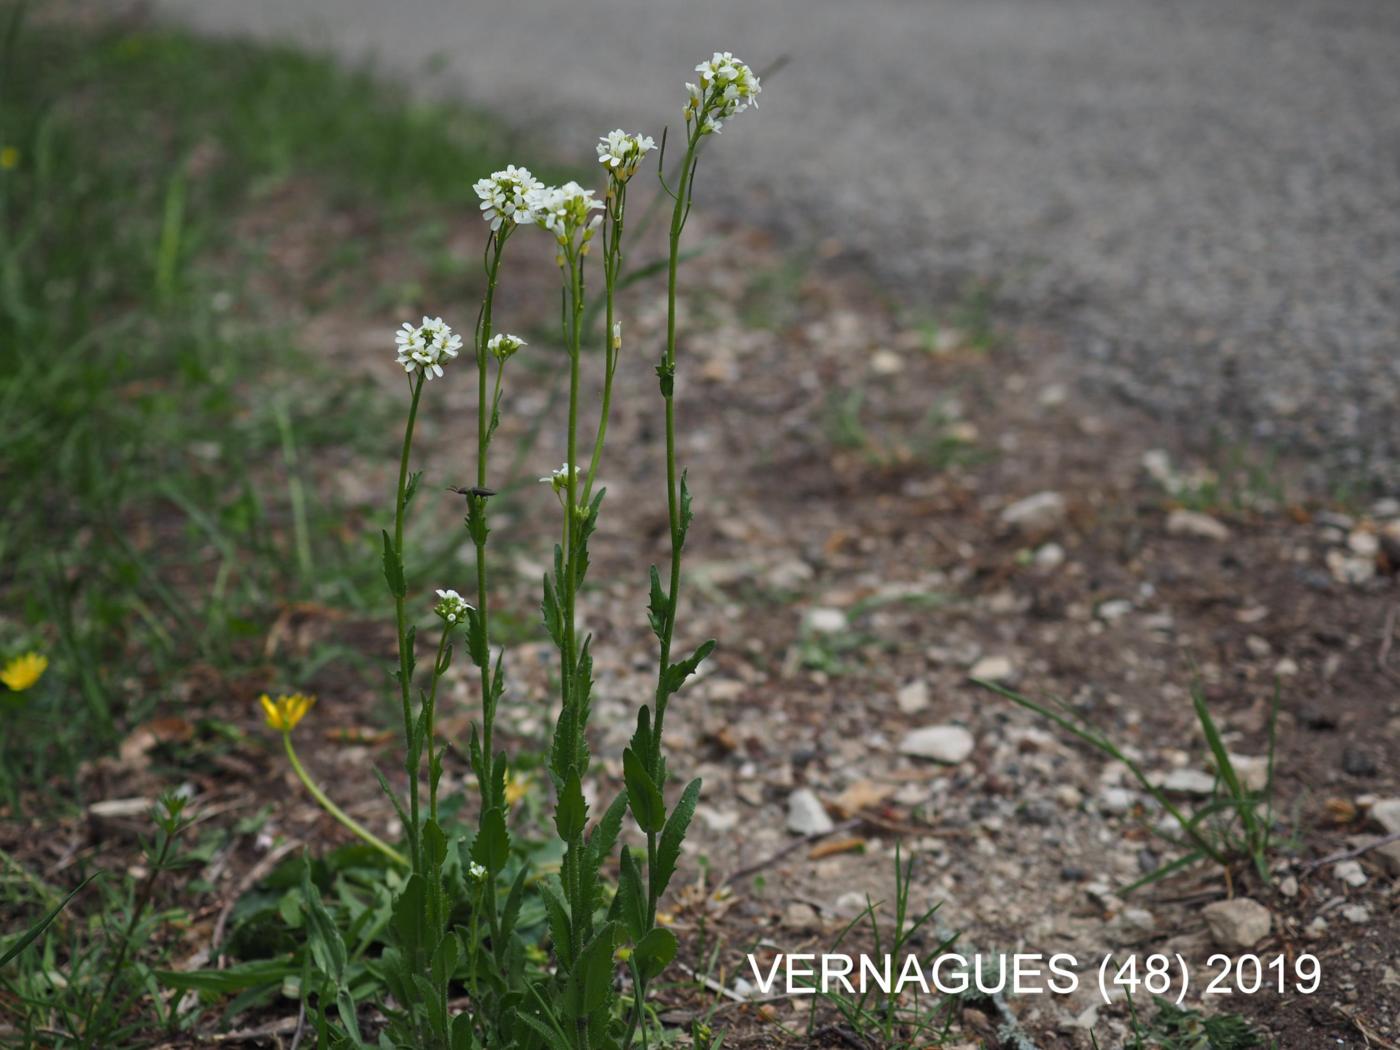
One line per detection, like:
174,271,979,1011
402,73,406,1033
0,147,17,171
1,652,47,691
260,692,315,732
504,770,532,806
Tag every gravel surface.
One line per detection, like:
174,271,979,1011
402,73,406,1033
153,0,1400,485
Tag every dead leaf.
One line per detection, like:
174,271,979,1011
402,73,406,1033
830,779,895,818
808,836,866,860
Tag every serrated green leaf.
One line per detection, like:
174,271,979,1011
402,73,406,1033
623,748,665,833
381,530,405,598
633,927,678,982
616,847,647,942
537,879,572,964
647,565,668,641
662,639,715,698
555,770,588,842
562,922,617,1019
472,807,508,875
653,777,701,899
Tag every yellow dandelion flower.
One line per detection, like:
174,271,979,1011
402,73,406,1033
1,652,47,691
0,147,17,171
260,692,315,732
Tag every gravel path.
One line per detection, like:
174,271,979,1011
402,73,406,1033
154,0,1400,485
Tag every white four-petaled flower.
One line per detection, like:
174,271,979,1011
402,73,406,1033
596,129,656,183
395,316,463,380
434,588,473,625
527,182,603,248
539,462,581,496
473,165,545,232
487,333,526,362
686,52,761,134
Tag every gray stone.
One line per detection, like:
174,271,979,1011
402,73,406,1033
899,725,975,764
896,679,931,714
1166,509,1231,541
786,788,835,836
999,491,1067,533
1203,898,1272,950
968,654,1015,684
803,607,848,635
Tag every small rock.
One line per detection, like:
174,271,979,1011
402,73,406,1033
1333,860,1366,887
783,901,820,929
968,655,1015,684
1142,449,1174,486
1096,599,1134,622
1034,542,1066,570
1226,753,1270,792
1245,635,1272,658
696,805,740,833
1114,907,1157,940
1160,769,1217,796
1342,747,1378,777
803,607,848,635
896,680,931,714
1203,898,1272,950
999,491,1068,533
899,725,975,764
1098,787,1135,815
1372,798,1400,834
1348,529,1379,557
1341,904,1371,924
1277,875,1298,898
1274,656,1299,677
834,890,870,918
764,557,814,591
1326,549,1374,584
1304,916,1329,939
1167,509,1231,541
870,348,904,374
786,788,835,836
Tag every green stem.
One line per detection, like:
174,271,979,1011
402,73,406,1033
425,626,451,823
583,187,625,502
393,374,425,872
284,732,407,867
477,235,506,804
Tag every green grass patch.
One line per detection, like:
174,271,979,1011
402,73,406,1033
0,5,545,803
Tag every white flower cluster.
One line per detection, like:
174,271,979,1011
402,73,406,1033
467,861,487,881
596,129,656,183
473,165,544,231
433,588,473,625
685,52,761,135
529,181,604,247
539,462,580,496
395,317,463,380
487,332,526,362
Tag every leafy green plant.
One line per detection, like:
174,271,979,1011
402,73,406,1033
0,794,190,1048
798,845,958,1049
1095,994,1270,1050
976,679,1281,889
216,52,767,1050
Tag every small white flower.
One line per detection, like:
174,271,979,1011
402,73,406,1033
434,588,473,624
596,129,656,183
538,462,581,497
487,332,526,362
467,861,487,881
527,182,604,249
689,52,761,132
395,316,463,380
473,165,545,231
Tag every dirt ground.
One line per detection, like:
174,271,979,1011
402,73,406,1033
11,182,1399,1047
